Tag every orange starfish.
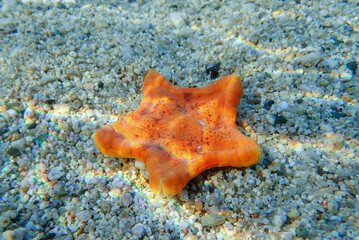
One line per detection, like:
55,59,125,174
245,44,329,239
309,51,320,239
94,70,263,195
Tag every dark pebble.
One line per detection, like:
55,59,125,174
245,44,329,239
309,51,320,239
7,147,22,157
206,62,220,79
33,135,48,146
264,100,274,110
44,99,56,105
98,81,104,89
40,233,56,240
27,123,37,129
0,127,8,136
296,98,303,104
202,183,215,193
346,61,357,74
296,227,309,238
5,103,25,113
248,97,261,105
275,115,287,125
331,111,344,118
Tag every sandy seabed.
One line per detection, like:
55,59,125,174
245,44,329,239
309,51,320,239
0,0,358,239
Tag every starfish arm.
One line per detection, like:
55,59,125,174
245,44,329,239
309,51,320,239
144,146,191,195
93,125,131,158
142,71,244,124
93,123,147,160
187,136,263,177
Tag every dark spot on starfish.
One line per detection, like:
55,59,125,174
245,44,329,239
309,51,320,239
183,92,193,102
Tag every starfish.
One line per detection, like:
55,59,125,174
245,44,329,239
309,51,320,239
94,70,263,195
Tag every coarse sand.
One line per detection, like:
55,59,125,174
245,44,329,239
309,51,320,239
0,0,358,239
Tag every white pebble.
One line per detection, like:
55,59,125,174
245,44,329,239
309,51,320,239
169,12,186,28
6,109,17,118
77,210,93,222
265,114,276,125
47,166,65,181
132,223,145,238
298,52,322,67
134,159,146,170
279,101,289,110
338,65,353,81
273,212,287,227
325,59,339,69
39,202,49,210
121,45,133,60
53,104,70,115
120,192,132,207
23,107,34,120
0,215,11,228
1,0,18,12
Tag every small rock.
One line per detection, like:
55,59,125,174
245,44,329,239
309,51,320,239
169,12,186,28
53,104,70,115
39,202,49,210
132,223,145,238
39,76,60,85
264,100,274,110
6,109,17,118
39,233,56,240
298,52,322,67
7,147,21,157
1,0,18,13
0,19,16,33
98,81,104,89
120,45,133,60
288,209,299,219
0,203,16,213
23,107,35,122
338,65,353,81
0,215,11,228
120,192,132,207
206,62,220,79
1,228,27,240
318,58,339,70
47,166,65,181
162,66,172,80
201,213,226,227
265,114,276,125
346,61,357,74
134,159,146,170
178,189,189,202
275,115,287,125
279,101,289,110
84,83,94,91
273,213,287,227
100,201,111,213
296,227,309,238
77,210,92,222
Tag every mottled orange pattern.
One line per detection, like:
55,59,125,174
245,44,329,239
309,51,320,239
94,70,263,195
